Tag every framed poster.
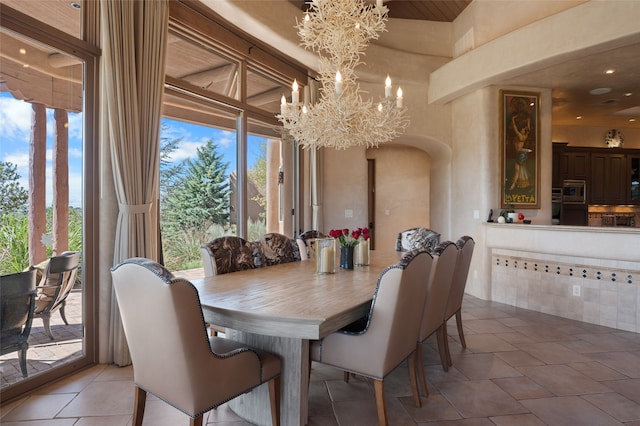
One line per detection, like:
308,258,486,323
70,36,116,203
500,90,540,209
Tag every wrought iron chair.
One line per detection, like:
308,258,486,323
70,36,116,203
33,251,80,339
1,269,38,377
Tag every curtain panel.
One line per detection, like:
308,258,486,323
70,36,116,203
101,0,169,366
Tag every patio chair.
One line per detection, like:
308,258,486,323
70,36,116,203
0,269,38,377
33,251,81,339
111,257,282,426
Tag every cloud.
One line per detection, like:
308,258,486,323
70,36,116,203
0,96,31,144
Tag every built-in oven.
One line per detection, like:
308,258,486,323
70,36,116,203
563,179,586,204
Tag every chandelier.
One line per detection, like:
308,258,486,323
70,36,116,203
277,0,409,150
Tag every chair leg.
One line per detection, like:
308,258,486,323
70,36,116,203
42,315,54,340
443,320,453,367
415,343,429,397
18,348,28,378
436,326,449,372
189,416,203,426
133,385,147,426
59,301,69,325
373,379,388,426
268,376,281,426
407,351,421,408
455,309,467,348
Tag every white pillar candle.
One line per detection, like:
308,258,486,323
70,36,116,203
396,87,403,108
320,246,333,273
292,79,299,104
385,75,392,98
377,0,383,9
357,240,369,265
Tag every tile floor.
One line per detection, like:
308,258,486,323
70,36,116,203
2,295,640,425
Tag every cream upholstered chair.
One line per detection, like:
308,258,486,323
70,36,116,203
442,236,475,367
111,258,281,426
0,269,38,378
296,230,325,260
395,227,440,253
200,236,261,277
414,241,458,396
310,250,434,426
33,251,80,339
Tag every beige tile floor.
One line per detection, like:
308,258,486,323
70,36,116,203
2,295,640,425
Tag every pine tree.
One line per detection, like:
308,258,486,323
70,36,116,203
0,161,28,216
163,139,231,231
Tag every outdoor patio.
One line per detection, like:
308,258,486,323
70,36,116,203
0,288,84,388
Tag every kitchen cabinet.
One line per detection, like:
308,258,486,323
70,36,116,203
590,153,626,204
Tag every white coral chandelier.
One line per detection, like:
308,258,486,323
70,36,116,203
277,0,409,150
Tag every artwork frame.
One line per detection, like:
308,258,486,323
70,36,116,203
500,90,541,209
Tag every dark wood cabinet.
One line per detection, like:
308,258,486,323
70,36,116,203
590,153,626,204
552,146,640,207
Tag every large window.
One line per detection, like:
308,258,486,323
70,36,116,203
162,10,302,273
0,4,98,399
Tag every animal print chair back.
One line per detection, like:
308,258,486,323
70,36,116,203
396,227,441,253
206,236,259,275
258,233,301,266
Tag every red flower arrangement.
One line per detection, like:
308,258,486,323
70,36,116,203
329,227,369,247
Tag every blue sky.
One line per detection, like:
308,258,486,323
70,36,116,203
0,91,264,208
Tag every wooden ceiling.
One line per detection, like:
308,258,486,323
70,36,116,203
291,0,472,22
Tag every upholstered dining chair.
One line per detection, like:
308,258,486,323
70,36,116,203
414,241,458,396
296,230,325,260
442,236,475,367
395,227,440,253
33,251,80,339
257,232,301,266
0,269,38,378
310,250,434,426
111,258,282,426
201,236,261,277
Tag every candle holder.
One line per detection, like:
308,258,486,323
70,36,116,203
355,239,370,266
315,238,336,274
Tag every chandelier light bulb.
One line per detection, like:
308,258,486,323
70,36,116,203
396,87,403,108
292,79,299,104
280,95,287,115
335,71,343,95
377,103,383,112
385,75,392,98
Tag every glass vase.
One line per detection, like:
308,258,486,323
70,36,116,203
315,238,336,274
355,239,370,266
339,246,354,269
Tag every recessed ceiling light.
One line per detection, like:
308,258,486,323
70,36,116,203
576,116,582,120
630,118,637,122
70,2,81,10
19,48,26,55
624,92,633,97
605,69,615,74
589,87,611,95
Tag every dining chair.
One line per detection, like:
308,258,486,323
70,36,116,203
257,232,301,266
33,251,80,339
201,236,261,277
0,269,38,378
111,258,282,426
310,249,434,426
395,227,440,253
296,230,325,260
414,240,458,396
442,235,475,367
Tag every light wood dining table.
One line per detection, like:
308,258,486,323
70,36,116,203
189,250,402,426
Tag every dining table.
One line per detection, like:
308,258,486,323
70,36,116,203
189,249,402,426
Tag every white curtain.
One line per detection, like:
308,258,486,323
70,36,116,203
308,79,324,231
101,0,169,366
